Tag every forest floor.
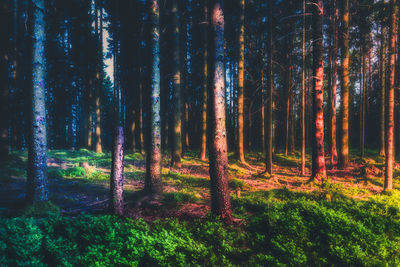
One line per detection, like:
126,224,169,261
1,149,400,265
0,148,395,218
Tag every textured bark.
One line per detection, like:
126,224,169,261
145,0,162,195
339,0,349,168
261,69,265,155
171,0,182,168
385,0,397,191
328,1,338,164
200,0,208,161
301,0,306,176
379,25,386,157
360,48,366,159
26,0,49,203
265,1,273,175
208,0,232,222
139,71,145,155
311,0,326,180
236,0,245,163
95,1,103,154
110,126,124,215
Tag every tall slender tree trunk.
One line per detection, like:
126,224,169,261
26,0,48,203
339,0,350,168
139,68,145,155
208,0,232,222
385,0,397,191
145,0,162,195
330,4,338,164
360,47,366,159
300,0,306,175
379,24,386,157
265,1,273,175
171,0,182,168
236,0,246,163
95,0,103,154
261,69,265,155
200,0,208,161
311,0,326,180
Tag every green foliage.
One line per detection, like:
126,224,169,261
229,178,245,190
163,191,199,205
87,170,108,181
20,201,60,217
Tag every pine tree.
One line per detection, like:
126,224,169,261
208,0,232,222
26,0,49,203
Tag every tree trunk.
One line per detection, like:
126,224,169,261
95,0,103,154
385,0,397,191
236,0,246,163
110,126,124,215
208,0,232,222
311,0,326,181
171,0,182,168
145,0,162,195
200,0,208,161
379,24,386,156
26,0,49,203
301,0,306,175
265,1,273,175
339,0,349,168
331,3,338,164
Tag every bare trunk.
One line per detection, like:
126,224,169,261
385,0,397,191
237,0,246,163
27,0,49,203
145,0,162,195
311,0,326,180
208,0,232,222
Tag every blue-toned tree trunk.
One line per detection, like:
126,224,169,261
26,0,49,203
207,0,232,223
145,0,162,195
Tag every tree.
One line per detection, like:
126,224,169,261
379,15,386,157
310,0,326,180
265,0,274,175
236,0,246,163
94,0,103,154
171,0,182,168
339,0,350,168
200,0,208,161
301,0,306,175
26,0,49,203
208,0,232,222
145,0,162,196
109,4,124,216
384,0,397,191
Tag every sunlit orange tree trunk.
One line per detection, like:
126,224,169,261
236,0,246,163
385,0,397,191
208,0,232,222
310,0,326,180
339,0,349,168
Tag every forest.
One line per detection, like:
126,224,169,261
1,0,400,265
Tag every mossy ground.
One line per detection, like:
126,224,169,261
0,149,399,265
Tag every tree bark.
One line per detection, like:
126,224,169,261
145,0,162,195
26,0,49,203
311,0,326,180
171,0,182,168
301,0,306,175
200,0,208,161
208,0,232,222
379,24,386,157
236,0,246,163
110,126,124,215
265,1,273,175
385,0,397,191
95,0,103,154
339,0,350,168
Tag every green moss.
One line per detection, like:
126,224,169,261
229,178,245,190
163,191,199,204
